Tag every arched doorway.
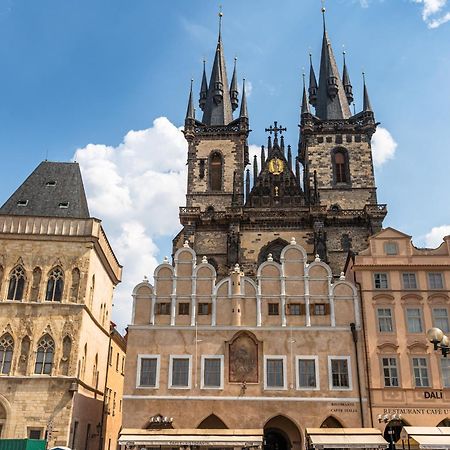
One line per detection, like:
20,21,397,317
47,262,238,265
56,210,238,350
198,414,228,429
383,419,408,450
0,402,6,437
264,416,301,450
437,418,450,427
320,416,343,428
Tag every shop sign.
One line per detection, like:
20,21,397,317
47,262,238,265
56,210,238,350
383,408,450,415
424,390,443,399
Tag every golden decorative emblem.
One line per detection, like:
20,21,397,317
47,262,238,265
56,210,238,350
268,158,284,175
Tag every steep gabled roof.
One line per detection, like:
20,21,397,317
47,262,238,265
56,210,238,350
0,161,90,218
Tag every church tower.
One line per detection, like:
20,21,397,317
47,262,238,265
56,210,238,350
174,14,250,274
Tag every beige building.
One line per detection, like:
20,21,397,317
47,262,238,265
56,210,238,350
122,240,370,449
102,323,127,450
345,227,450,442
0,161,122,449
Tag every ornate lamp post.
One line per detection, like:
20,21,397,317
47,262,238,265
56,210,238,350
427,327,450,357
378,413,402,450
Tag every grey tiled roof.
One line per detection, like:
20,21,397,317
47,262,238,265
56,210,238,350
0,161,90,218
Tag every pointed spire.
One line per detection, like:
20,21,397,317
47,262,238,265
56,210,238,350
342,52,353,105
199,60,208,111
260,145,266,169
362,72,373,112
308,54,318,106
253,154,258,182
201,10,233,125
296,157,301,187
230,57,239,111
280,135,285,152
302,73,311,115
245,168,250,199
239,78,248,119
315,7,351,120
186,79,195,121
287,145,292,170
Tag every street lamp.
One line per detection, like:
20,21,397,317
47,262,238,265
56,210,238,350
427,327,450,357
378,413,402,450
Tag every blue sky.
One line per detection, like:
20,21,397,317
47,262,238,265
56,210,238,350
1,0,449,329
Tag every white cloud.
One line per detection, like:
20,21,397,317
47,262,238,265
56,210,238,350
424,225,450,247
74,117,188,332
413,0,450,27
371,127,397,167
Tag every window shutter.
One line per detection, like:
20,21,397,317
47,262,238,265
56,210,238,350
286,304,291,315
155,303,161,315
325,303,331,315
309,304,315,315
208,303,212,314
299,304,306,315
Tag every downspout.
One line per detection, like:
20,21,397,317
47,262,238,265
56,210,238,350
350,322,364,427
99,330,113,450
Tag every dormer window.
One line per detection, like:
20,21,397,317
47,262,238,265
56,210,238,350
59,202,69,209
17,200,28,207
46,181,57,187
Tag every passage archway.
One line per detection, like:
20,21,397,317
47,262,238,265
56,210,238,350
320,416,343,428
197,414,228,429
0,402,6,437
384,419,409,450
264,416,301,450
437,418,450,427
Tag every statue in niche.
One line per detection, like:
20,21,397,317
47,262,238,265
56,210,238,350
229,331,259,383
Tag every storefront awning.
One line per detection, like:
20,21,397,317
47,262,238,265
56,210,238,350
119,428,264,448
306,428,388,449
400,427,450,449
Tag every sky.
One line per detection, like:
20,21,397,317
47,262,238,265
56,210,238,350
0,0,450,331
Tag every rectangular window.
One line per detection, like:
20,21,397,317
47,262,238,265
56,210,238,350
329,357,351,390
402,273,418,289
412,357,430,387
268,303,279,316
169,356,191,388
374,273,389,289
428,272,444,290
382,357,399,387
289,304,301,315
198,303,211,315
156,302,171,315
178,302,190,315
201,356,223,389
433,308,450,333
137,355,159,388
384,242,398,255
264,356,286,389
406,308,423,333
441,358,450,388
377,308,393,332
28,428,43,439
297,357,318,389
313,303,327,316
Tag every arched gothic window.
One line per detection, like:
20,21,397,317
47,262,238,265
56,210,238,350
45,267,64,302
257,238,289,266
209,152,223,191
332,148,350,184
0,333,14,375
34,334,55,375
7,266,26,301
70,268,80,303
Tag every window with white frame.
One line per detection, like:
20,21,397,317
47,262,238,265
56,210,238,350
412,357,430,387
402,273,418,289
381,357,399,387
296,356,319,390
169,355,191,388
433,308,449,333
428,272,444,290
377,308,393,333
137,355,159,388
406,308,423,333
441,358,450,388
264,356,286,389
329,356,351,390
374,273,388,289
201,355,223,389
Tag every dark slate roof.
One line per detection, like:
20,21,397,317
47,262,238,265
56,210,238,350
0,161,90,218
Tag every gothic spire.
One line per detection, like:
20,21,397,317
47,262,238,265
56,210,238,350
315,7,351,120
230,57,239,112
199,60,208,111
308,54,318,106
239,79,248,119
301,73,311,115
186,79,195,121
342,52,353,105
201,12,233,126
362,73,373,112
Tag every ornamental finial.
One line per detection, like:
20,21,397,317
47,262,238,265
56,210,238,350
183,240,189,248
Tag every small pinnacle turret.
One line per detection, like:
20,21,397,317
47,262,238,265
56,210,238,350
239,79,248,119
342,52,353,105
308,54,318,106
199,60,208,111
363,73,373,112
230,57,239,112
301,74,311,115
186,79,195,121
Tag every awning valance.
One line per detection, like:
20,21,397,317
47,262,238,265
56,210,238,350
306,428,388,449
119,428,264,448
400,427,450,449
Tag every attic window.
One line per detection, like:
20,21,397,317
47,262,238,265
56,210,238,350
59,202,69,209
17,200,28,207
46,181,57,187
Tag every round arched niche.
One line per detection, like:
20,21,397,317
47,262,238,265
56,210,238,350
258,238,289,266
264,415,301,450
